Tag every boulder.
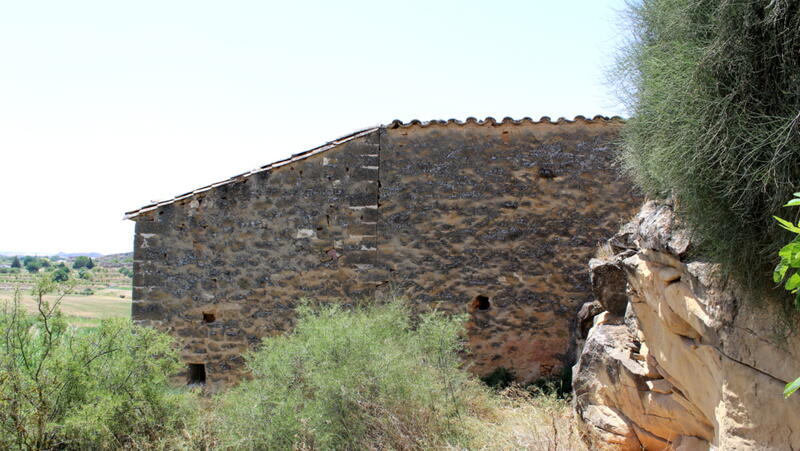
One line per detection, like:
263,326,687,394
573,201,800,450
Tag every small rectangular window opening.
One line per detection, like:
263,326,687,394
203,312,216,323
187,363,206,385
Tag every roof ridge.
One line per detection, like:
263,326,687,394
387,115,624,129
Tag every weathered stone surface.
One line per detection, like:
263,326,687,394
574,200,800,450
130,118,642,387
378,120,641,382
590,257,628,316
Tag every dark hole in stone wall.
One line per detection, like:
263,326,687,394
187,363,206,385
203,312,216,323
471,295,491,311
539,167,555,179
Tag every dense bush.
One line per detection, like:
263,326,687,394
52,265,70,282
615,0,800,294
72,256,95,270
214,300,490,450
0,277,196,449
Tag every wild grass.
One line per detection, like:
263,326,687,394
465,387,589,451
613,0,800,300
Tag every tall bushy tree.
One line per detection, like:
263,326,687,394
72,256,91,269
0,276,196,449
615,0,800,295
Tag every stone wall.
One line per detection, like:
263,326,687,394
379,119,640,381
132,130,385,386
573,201,800,450
129,117,641,387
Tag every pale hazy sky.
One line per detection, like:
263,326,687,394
0,0,629,255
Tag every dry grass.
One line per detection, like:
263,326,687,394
594,242,616,259
462,387,589,451
0,288,131,322
178,387,592,451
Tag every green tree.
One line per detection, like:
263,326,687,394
52,266,70,282
85,257,95,269
614,0,800,294
24,259,42,274
0,276,196,449
72,256,91,269
10,256,20,268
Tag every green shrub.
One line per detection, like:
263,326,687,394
0,277,196,449
52,266,70,282
614,0,800,295
215,299,488,450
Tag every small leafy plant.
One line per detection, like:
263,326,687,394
772,193,800,398
773,193,800,310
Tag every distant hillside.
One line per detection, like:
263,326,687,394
96,252,133,268
0,251,103,258
55,252,104,258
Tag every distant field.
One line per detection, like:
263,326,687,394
0,276,132,326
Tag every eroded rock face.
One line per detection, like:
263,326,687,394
574,200,800,450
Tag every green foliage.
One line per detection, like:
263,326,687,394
24,260,41,273
77,268,91,280
52,266,70,282
0,276,195,449
528,366,573,399
773,194,800,309
785,377,800,398
773,195,800,398
10,256,20,268
615,0,800,294
118,267,133,278
215,299,487,450
72,256,94,270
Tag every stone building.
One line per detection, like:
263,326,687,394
125,116,641,387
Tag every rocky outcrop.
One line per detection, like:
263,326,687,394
573,201,800,450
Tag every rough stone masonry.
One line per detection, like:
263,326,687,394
126,116,642,387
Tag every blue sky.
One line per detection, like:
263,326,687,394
0,0,630,255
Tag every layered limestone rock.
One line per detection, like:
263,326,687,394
573,201,800,450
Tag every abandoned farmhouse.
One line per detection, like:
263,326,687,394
125,116,641,386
